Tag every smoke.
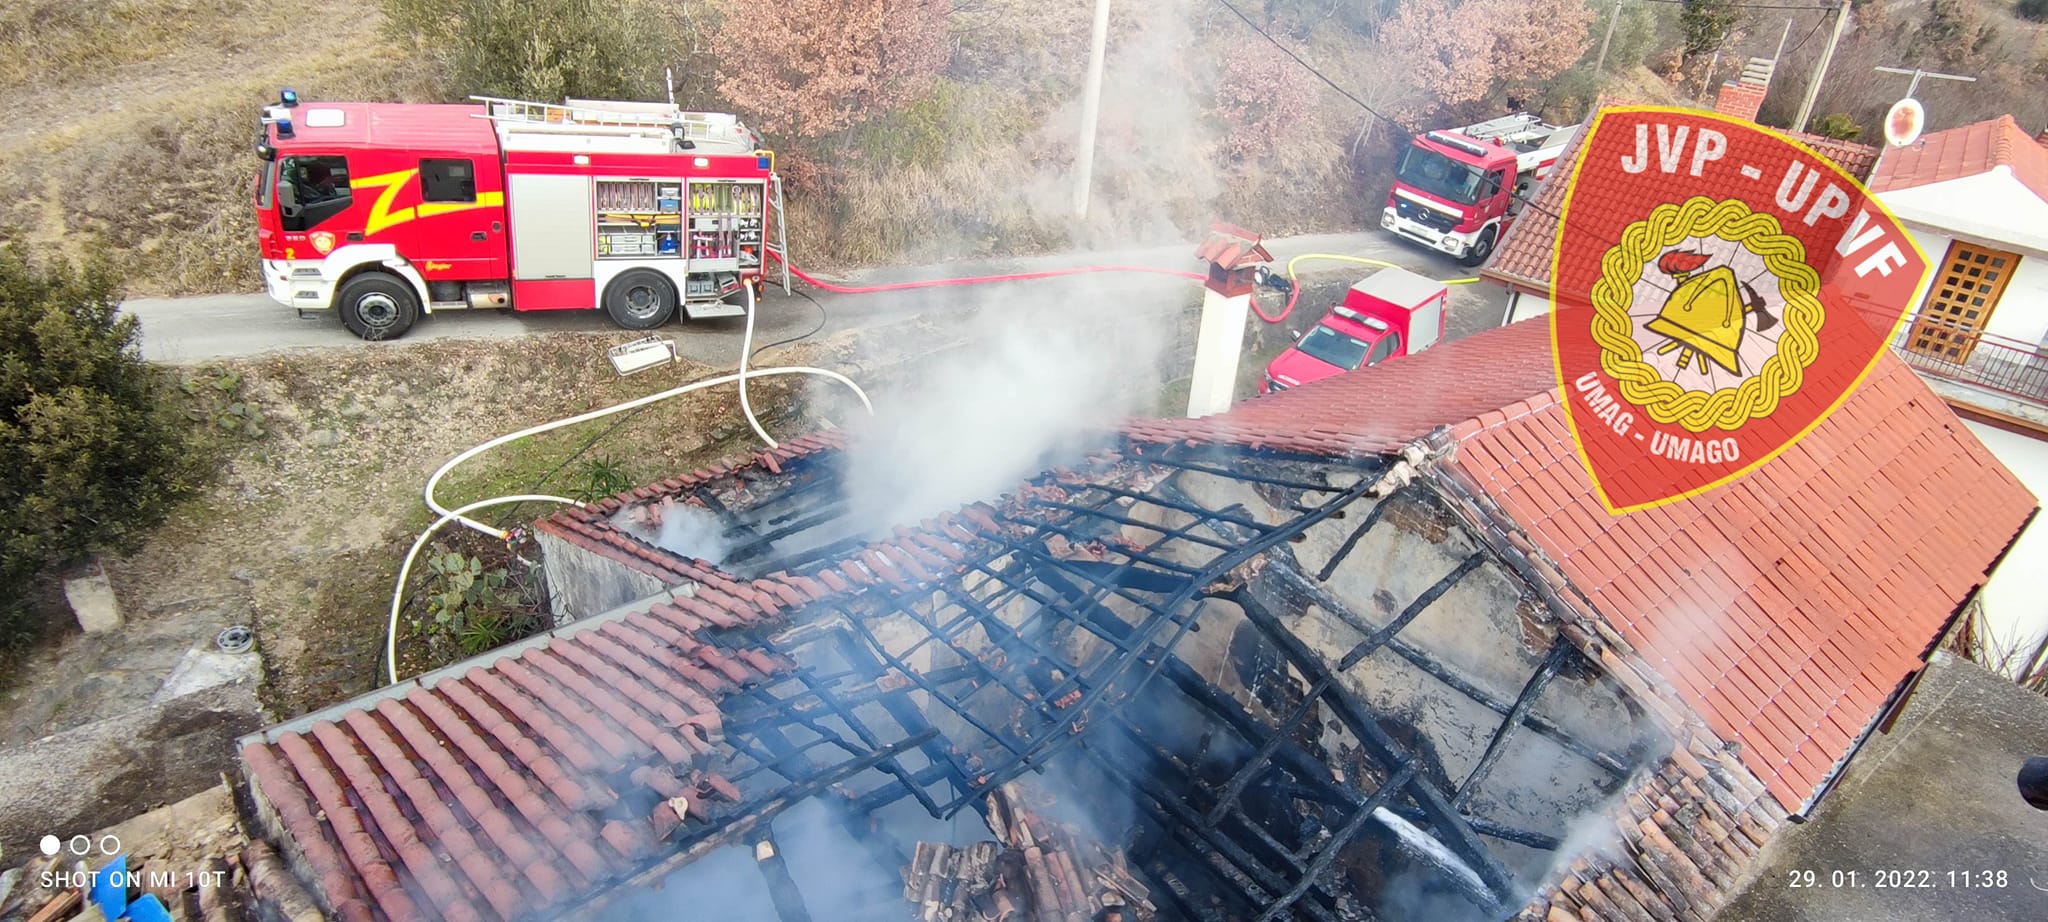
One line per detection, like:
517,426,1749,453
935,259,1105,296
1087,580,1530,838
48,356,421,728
838,277,1173,536
611,499,733,565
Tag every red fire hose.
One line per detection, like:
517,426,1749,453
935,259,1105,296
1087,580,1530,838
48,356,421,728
764,249,1205,293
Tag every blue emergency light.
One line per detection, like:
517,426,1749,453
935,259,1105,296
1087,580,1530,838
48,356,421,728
276,117,294,139
281,88,299,107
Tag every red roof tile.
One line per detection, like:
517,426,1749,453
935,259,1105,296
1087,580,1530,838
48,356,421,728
1123,320,1557,456
1868,114,2048,205
1138,313,2030,812
241,582,819,922
1446,343,2030,811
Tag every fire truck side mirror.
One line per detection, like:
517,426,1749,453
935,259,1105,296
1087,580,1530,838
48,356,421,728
275,178,299,214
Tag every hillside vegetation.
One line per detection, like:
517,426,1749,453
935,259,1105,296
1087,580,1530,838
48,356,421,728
0,0,2042,297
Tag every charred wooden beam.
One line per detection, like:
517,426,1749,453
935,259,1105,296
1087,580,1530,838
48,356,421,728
1454,638,1576,809
751,831,816,922
1315,487,1406,581
957,476,1379,811
1253,761,1420,922
1264,556,1630,777
1206,551,1483,825
1078,742,1341,922
1232,588,1514,908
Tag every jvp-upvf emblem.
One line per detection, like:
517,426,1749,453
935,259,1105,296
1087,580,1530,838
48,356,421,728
1549,107,1929,513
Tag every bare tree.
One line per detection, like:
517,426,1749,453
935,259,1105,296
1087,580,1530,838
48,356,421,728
1379,0,1595,114
705,0,953,140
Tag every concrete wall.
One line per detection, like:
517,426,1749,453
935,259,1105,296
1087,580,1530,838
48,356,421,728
1960,420,2048,662
537,530,671,625
1504,289,1553,325
0,682,264,861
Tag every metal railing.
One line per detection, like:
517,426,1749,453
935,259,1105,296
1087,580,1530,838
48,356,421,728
1894,316,2048,406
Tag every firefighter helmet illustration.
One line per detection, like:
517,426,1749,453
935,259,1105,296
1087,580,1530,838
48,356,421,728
1587,196,1827,434
1643,249,1777,376
1550,107,1929,513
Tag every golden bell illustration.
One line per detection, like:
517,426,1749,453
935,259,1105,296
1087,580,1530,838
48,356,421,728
1643,250,1777,376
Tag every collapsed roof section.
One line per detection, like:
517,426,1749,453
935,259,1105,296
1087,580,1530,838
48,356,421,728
235,319,2030,922
1152,320,2032,812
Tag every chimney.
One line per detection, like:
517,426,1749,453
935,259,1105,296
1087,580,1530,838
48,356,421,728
1714,82,1767,123
1187,223,1272,418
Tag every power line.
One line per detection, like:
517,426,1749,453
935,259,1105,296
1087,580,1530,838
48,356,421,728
1784,11,1830,58
1208,0,1413,135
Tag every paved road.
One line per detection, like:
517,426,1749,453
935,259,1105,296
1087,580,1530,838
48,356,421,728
121,230,1506,365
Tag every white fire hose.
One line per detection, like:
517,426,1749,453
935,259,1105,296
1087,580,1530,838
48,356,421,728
423,285,871,540
390,282,876,684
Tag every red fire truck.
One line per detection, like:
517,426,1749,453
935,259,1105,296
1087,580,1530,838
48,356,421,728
1258,268,1447,395
1380,113,1577,268
253,92,789,340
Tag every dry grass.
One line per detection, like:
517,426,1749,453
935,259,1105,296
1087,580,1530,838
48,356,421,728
0,0,423,296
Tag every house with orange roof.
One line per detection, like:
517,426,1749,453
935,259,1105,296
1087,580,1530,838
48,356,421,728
1866,114,2048,670
1870,115,2048,414
230,316,2033,922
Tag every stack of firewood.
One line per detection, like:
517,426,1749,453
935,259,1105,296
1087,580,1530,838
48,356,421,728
901,783,1153,922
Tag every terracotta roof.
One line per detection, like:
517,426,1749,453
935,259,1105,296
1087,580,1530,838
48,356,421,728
239,591,799,922
1522,760,1783,921
1445,358,2030,808
1194,222,1273,271
1484,111,1883,292
1141,315,2031,810
533,428,854,586
1867,114,2048,205
239,426,1006,922
1123,319,1556,456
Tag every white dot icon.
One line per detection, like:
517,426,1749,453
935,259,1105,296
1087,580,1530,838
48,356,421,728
40,835,59,856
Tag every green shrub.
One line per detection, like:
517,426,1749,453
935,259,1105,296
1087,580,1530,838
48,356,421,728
0,250,200,646
1810,113,1865,141
2019,0,2048,23
180,367,267,440
571,455,633,503
382,0,669,102
419,549,536,656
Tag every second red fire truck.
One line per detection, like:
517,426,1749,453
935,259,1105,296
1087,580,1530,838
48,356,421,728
254,92,789,339
1381,113,1578,268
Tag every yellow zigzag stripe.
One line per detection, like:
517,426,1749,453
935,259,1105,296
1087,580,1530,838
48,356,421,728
1587,196,1826,433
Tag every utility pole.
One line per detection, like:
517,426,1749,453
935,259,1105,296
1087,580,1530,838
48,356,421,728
1073,0,1112,217
1792,1,1851,134
1593,0,1623,74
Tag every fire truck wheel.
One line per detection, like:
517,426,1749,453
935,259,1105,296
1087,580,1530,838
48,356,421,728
336,272,420,341
603,270,678,330
1458,228,1498,268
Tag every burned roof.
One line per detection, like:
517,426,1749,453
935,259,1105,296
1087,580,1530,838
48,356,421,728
236,318,2027,922
241,424,1704,920
1143,317,2034,811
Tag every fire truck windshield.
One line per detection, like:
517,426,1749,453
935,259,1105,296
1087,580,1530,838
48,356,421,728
1295,325,1373,370
1396,145,1484,205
